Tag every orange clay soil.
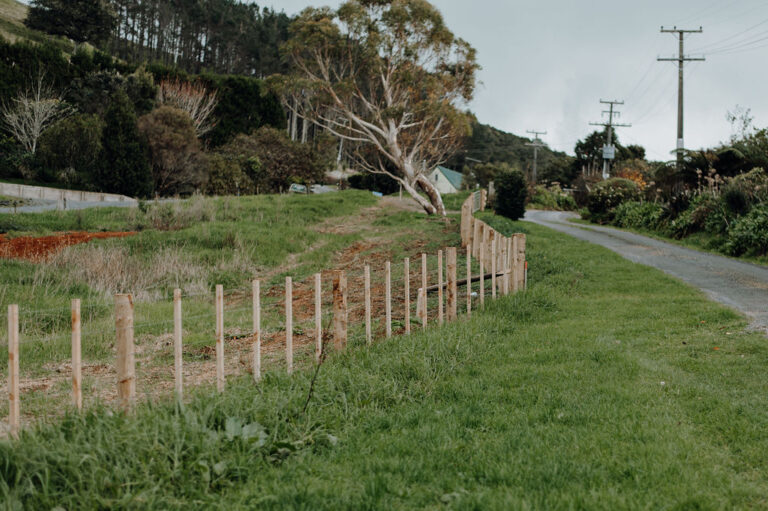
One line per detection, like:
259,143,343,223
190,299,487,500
0,231,136,262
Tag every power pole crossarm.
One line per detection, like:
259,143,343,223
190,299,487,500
658,26,705,170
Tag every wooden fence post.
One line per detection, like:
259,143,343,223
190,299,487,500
71,299,82,410
512,235,519,293
315,273,322,360
417,287,425,327
332,270,347,349
466,245,472,316
285,277,293,373
364,265,372,344
517,234,527,291
404,257,410,334
215,285,225,390
482,224,491,269
385,262,392,337
491,233,497,299
504,238,513,294
115,294,135,411
500,238,508,296
472,218,481,258
480,189,487,210
173,290,182,398
8,304,19,436
438,250,444,325
479,235,485,308
447,247,457,321
421,253,428,328
252,280,261,382
461,201,471,247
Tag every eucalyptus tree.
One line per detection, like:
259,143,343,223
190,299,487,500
273,0,478,215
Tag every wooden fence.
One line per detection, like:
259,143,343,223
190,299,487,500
4,190,526,437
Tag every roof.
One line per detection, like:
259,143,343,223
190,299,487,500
435,165,463,190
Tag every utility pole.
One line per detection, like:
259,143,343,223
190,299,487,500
525,130,547,184
658,26,704,170
590,100,630,179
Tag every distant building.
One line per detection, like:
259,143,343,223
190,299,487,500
426,165,463,194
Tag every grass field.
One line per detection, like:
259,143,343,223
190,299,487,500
2,208,767,508
0,191,467,425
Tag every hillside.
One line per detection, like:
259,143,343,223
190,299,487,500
0,0,71,51
447,121,571,177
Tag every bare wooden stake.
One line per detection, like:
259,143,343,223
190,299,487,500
517,234,525,289
404,257,410,334
447,247,457,321
506,237,513,295
8,304,19,436
285,277,293,373
314,273,322,360
385,261,392,337
472,218,481,259
173,290,182,399
491,233,497,299
252,280,261,382
479,235,485,307
115,294,135,411
466,245,472,316
71,298,82,410
421,253,428,327
417,287,425,326
332,271,348,350
364,265,372,344
215,285,225,390
438,250,444,325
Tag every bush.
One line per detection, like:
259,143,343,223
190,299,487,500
96,90,153,198
35,114,103,186
529,184,577,211
494,169,527,220
138,106,207,195
205,154,255,196
726,205,768,256
586,178,641,220
348,172,399,195
613,201,665,230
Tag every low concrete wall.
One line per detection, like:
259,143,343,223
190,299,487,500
0,182,137,204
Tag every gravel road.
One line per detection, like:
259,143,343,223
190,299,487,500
525,210,768,332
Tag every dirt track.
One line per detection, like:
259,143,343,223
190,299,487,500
525,210,768,332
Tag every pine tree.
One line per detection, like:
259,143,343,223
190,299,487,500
98,90,153,198
25,0,117,47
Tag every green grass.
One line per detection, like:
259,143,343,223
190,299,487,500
0,0,73,52
3,213,768,508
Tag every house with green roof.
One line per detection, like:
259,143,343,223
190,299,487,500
426,165,464,195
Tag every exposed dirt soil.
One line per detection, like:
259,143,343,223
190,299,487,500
0,231,136,262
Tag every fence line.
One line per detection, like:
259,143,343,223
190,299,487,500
4,189,529,433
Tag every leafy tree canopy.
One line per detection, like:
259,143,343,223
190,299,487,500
25,0,117,47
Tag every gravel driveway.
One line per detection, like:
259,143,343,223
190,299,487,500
525,210,768,332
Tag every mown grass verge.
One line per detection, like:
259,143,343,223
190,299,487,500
2,215,768,509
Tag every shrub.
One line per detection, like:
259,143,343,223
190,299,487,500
205,153,255,196
586,178,641,220
348,172,399,195
529,184,577,211
494,169,527,220
35,113,103,186
96,90,153,198
722,185,749,216
613,201,665,230
138,106,207,196
726,205,768,256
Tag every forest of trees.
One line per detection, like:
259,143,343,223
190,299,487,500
108,0,291,76
25,0,291,77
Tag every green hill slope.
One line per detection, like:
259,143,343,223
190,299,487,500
0,0,72,51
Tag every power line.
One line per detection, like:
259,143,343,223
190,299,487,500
689,16,768,52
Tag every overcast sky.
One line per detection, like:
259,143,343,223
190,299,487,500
268,0,768,159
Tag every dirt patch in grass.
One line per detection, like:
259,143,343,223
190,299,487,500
0,231,136,262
